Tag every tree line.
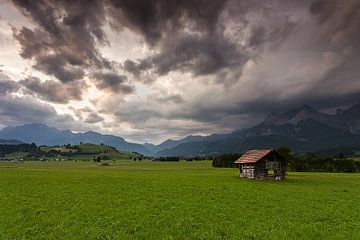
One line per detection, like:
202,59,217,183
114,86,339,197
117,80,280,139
0,143,40,158
212,146,360,173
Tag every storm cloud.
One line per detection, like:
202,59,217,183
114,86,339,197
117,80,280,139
92,72,134,94
0,72,19,95
12,0,108,82
107,0,227,46
85,112,104,124
1,0,360,143
0,95,72,127
20,77,87,104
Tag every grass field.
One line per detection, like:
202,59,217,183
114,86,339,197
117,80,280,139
2,151,28,159
0,161,359,239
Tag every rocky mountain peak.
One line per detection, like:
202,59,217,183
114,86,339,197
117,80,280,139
293,104,320,122
264,112,283,124
336,108,345,115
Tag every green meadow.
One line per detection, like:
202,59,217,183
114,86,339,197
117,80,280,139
0,161,359,239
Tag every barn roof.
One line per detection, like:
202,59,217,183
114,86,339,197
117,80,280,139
234,149,273,164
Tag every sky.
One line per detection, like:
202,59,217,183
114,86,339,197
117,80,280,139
0,0,360,144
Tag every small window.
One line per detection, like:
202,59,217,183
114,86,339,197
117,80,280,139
266,160,273,170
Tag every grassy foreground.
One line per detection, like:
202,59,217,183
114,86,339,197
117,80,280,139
0,161,359,239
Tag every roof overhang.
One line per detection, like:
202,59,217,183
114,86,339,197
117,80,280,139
234,149,274,164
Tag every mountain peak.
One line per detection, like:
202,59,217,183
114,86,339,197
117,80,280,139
298,104,318,113
263,112,282,124
298,104,317,113
17,123,50,129
344,102,360,115
300,104,311,109
261,104,327,127
336,108,345,115
293,104,323,123
84,130,99,135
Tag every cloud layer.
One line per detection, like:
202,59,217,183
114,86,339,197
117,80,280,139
0,0,359,143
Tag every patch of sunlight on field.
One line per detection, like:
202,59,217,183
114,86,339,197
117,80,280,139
0,160,359,239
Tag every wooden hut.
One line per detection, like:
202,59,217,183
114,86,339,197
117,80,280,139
234,149,287,180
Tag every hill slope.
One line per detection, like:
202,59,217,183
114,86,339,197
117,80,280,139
41,143,137,161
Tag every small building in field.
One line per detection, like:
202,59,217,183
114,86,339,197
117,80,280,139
234,149,287,180
99,162,109,166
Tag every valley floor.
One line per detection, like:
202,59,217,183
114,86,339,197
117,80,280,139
0,161,359,239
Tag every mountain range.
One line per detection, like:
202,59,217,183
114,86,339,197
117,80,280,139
1,103,360,156
147,103,360,156
0,123,152,155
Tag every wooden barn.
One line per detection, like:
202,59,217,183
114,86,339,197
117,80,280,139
234,149,287,180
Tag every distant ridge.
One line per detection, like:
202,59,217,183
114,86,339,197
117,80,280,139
0,139,23,145
0,124,151,156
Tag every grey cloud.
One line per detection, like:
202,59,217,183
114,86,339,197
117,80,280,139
310,0,338,24
118,1,299,85
0,73,20,95
248,26,266,47
12,0,108,82
115,108,161,124
93,72,134,94
0,95,73,126
108,0,228,46
155,94,185,104
85,112,104,124
5,0,360,143
11,0,289,87
69,106,91,121
33,54,85,83
123,33,249,85
108,0,253,84
123,59,143,78
19,77,86,104
153,34,246,76
0,94,104,133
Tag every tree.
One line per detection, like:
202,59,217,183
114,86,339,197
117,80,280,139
276,146,293,170
276,146,291,159
334,152,345,159
212,153,242,168
93,156,101,162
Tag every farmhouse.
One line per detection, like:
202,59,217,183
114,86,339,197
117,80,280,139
234,149,287,180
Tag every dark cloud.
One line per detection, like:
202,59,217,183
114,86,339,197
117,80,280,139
155,94,185,104
248,26,266,47
0,73,19,95
93,72,134,94
10,0,284,87
123,59,143,78
69,106,102,122
114,108,161,124
117,1,296,84
33,54,85,83
108,0,228,46
0,95,73,126
19,77,86,104
113,0,247,83
132,34,247,79
310,0,338,24
12,0,108,82
3,0,360,142
85,112,104,124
